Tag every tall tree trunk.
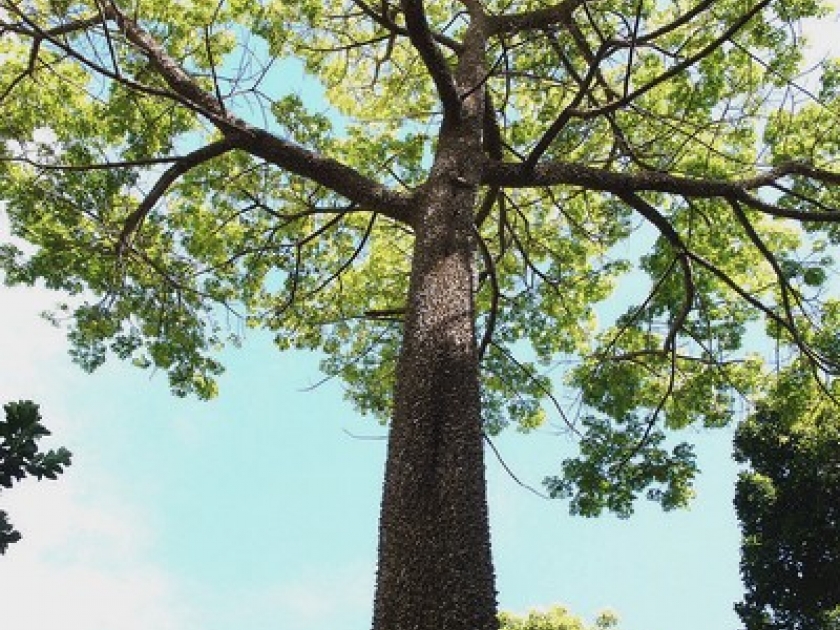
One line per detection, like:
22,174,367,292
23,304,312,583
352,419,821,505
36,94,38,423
371,112,497,629
372,12,495,628
371,185,497,630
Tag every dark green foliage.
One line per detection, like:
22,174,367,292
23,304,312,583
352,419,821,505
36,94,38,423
0,400,72,554
544,414,698,518
733,374,840,630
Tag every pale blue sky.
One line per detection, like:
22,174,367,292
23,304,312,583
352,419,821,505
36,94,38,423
3,8,839,629
0,278,742,630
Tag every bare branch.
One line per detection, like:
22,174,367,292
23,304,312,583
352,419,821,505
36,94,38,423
365,307,407,319
474,226,500,361
623,0,644,98
489,340,580,436
727,197,813,361
616,192,695,354
687,252,839,374
2,10,104,39
635,0,716,45
203,20,227,114
483,434,550,499
523,41,611,168
352,0,464,52
740,161,840,189
564,0,772,123
2,155,182,171
305,213,378,298
9,5,204,113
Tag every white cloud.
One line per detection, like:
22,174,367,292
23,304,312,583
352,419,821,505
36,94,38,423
0,286,74,398
3,125,64,165
0,470,198,630
31,127,59,146
0,280,197,630
169,562,375,630
0,278,376,630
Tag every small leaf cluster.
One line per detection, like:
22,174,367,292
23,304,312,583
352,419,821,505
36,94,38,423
499,605,619,630
545,414,698,518
0,401,72,554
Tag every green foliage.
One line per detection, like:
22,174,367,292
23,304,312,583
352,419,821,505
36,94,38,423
0,401,72,554
1,0,839,518
499,605,619,630
733,366,840,630
545,415,698,518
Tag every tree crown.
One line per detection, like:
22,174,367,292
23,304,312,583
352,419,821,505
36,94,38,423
2,0,840,513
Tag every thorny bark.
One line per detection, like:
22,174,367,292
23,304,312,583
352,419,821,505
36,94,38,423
372,6,498,630
372,147,496,630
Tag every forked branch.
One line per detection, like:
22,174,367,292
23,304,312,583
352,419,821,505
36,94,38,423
116,139,236,257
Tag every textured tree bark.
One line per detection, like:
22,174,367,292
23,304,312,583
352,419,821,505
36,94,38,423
372,10,496,628
371,181,497,630
371,96,497,629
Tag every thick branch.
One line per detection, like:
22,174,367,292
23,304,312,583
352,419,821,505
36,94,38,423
116,138,236,255
105,2,230,124
5,5,189,108
486,0,588,35
400,0,462,120
102,3,415,224
483,160,840,210
231,127,414,224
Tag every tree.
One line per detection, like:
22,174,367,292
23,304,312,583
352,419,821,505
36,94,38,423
733,365,840,630
1,1,840,628
499,605,619,630
0,400,72,554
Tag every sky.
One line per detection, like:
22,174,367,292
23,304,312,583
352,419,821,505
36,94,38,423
1,6,839,630
0,277,743,630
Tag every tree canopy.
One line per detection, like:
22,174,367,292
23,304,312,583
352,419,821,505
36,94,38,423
734,365,840,630
3,0,840,515
2,1,840,628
